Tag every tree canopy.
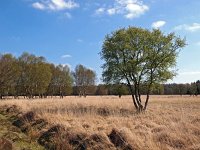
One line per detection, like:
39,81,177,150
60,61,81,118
100,27,186,112
73,64,96,97
0,52,73,99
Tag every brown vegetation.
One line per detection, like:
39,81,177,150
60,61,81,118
0,138,13,150
0,95,200,149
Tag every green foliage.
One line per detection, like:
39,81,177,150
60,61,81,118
0,54,20,97
108,84,129,97
96,84,108,95
0,52,73,99
17,52,52,97
73,64,96,96
48,64,73,97
100,27,186,111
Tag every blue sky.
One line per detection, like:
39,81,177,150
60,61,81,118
0,0,200,83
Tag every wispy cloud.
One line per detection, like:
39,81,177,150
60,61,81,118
32,0,79,11
77,39,83,43
152,20,166,29
107,8,116,15
32,2,45,10
61,54,72,58
95,7,105,15
95,0,149,19
174,23,200,32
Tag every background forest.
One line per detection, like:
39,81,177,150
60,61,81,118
0,52,200,99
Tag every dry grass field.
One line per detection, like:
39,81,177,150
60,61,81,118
0,95,200,150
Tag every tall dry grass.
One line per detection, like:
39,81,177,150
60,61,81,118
0,95,200,150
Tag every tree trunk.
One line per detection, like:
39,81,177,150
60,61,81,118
131,94,138,110
127,84,139,110
134,84,143,112
143,94,150,111
126,79,143,113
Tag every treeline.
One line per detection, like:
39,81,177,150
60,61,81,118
0,53,199,99
0,52,96,99
75,82,200,97
164,82,200,95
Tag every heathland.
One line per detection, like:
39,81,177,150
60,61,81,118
0,95,199,150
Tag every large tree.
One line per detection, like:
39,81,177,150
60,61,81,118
47,64,73,98
100,27,186,112
0,54,20,99
73,64,96,97
17,52,52,98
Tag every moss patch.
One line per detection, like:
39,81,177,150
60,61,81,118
0,108,44,150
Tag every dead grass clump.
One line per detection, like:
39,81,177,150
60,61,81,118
64,131,115,150
97,107,111,116
31,119,48,131
188,144,200,150
108,128,136,150
119,108,133,116
12,111,36,132
82,123,90,129
6,105,19,114
170,116,181,122
12,111,48,140
38,125,72,150
0,138,13,150
156,132,186,149
192,127,200,137
67,131,88,147
191,118,200,124
142,122,156,129
151,126,166,133
13,111,36,127
134,124,148,131
84,133,116,150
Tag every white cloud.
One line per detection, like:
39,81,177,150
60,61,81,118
61,54,72,58
152,20,166,29
95,0,149,19
32,2,45,10
107,8,116,15
187,23,200,32
174,23,200,32
95,7,105,15
32,0,79,11
125,2,149,19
